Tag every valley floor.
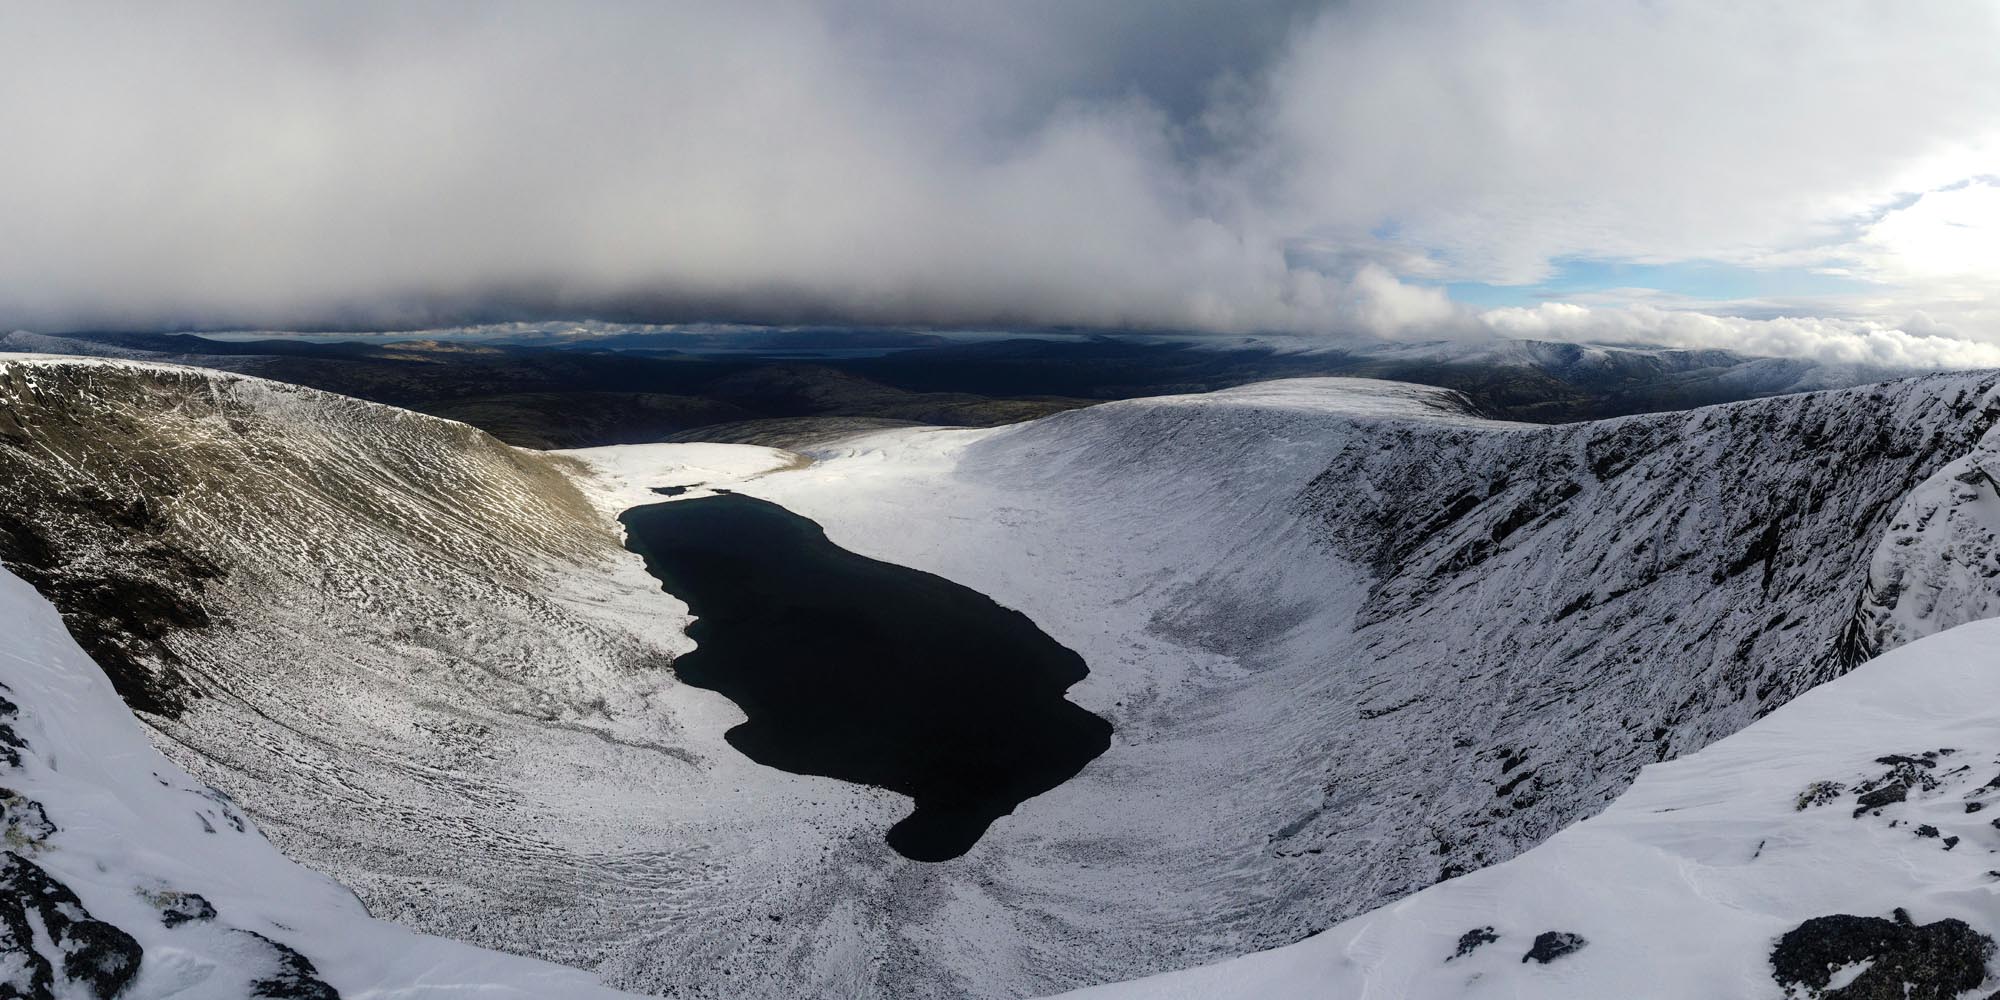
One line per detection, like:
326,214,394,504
557,380,1434,996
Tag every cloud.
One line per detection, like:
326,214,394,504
1,1,1997,362
1258,4,2000,284
1840,179,2000,307
1478,303,2000,370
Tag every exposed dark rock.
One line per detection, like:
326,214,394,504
1358,694,1425,720
1719,516,1785,592
1495,771,1535,798
1797,781,1845,810
62,920,143,999
1770,909,1994,1000
1521,930,1588,964
1585,424,1651,480
0,788,57,848
1877,754,1940,769
0,851,143,999
0,723,24,769
193,788,247,834
154,891,217,928
1448,926,1498,960
243,932,341,999
1846,751,1959,818
1553,591,1594,621
0,485,226,719
29,567,211,718
0,686,23,770
0,878,56,996
1853,783,1907,816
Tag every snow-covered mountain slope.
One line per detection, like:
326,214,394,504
0,356,743,986
0,357,933,997
0,354,648,710
1845,421,2000,659
3,355,1243,999
712,374,2000,993
9,357,2000,999
1268,373,2000,911
1187,334,1915,420
0,561,639,998
1052,616,2000,1000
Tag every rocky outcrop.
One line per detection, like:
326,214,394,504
1519,931,1587,964
1771,909,1993,1000
0,852,143,999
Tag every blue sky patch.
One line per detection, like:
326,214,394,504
1444,258,1873,309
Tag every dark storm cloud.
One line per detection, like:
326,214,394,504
1,1,1997,362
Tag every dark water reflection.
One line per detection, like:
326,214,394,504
621,493,1112,861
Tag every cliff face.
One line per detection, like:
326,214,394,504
1277,373,2000,911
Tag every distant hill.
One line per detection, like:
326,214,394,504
3,327,1917,448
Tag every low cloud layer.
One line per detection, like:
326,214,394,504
1478,304,2000,370
2,2,1997,363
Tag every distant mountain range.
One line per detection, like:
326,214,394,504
2,327,1916,449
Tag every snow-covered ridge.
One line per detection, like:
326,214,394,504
0,561,639,997
1257,372,2000,917
1127,376,1490,424
0,353,665,711
1052,616,2000,1000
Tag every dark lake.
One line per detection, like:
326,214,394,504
620,494,1112,862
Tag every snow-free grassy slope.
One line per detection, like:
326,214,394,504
0,562,640,998
1051,616,2000,1000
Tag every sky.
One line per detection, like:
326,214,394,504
2,1,1998,365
